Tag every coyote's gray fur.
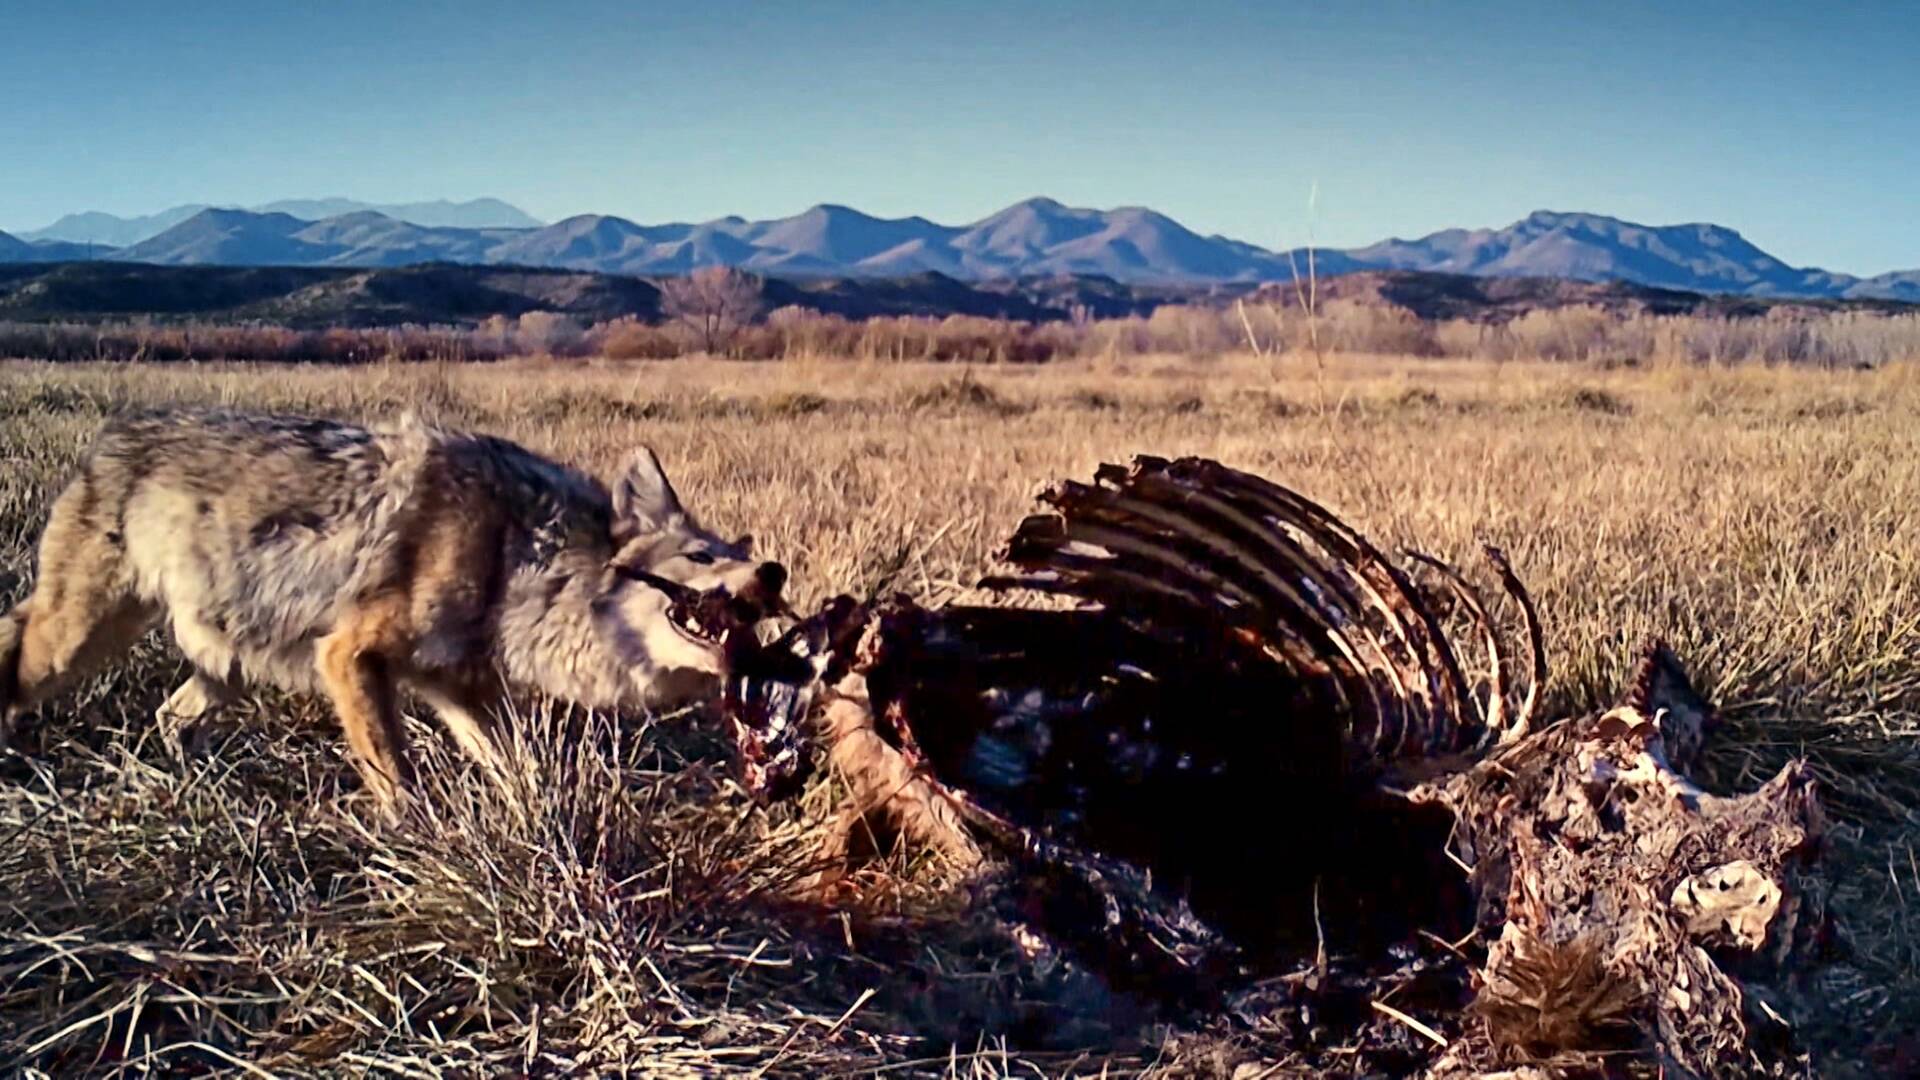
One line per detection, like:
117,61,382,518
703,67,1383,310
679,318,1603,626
0,408,786,813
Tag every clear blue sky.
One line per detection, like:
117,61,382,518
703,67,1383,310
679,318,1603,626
4,1,1916,273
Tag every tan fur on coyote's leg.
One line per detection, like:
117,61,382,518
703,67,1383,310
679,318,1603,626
412,677,510,788
316,598,416,814
5,478,158,732
8,597,156,728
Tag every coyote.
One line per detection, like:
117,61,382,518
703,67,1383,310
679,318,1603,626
0,408,786,813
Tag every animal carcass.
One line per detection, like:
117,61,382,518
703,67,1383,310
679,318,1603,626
708,456,1827,1075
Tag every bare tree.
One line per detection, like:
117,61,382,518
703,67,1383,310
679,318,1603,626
659,266,764,355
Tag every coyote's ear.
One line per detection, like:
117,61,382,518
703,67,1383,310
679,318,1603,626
612,447,685,542
734,533,754,554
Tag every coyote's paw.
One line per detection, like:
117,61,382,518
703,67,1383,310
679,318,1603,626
156,673,238,761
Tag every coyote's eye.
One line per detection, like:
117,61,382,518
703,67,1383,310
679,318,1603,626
685,551,716,565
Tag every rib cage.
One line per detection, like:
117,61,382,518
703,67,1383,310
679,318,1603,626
982,455,1543,767
716,455,1549,979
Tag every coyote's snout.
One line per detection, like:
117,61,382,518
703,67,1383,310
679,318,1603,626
0,409,785,813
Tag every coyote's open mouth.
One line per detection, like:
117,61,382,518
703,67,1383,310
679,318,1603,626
618,566,788,648
616,564,821,797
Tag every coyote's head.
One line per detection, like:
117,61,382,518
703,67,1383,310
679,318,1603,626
587,448,789,703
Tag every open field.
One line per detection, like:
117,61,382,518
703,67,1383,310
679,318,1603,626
3,354,1918,1076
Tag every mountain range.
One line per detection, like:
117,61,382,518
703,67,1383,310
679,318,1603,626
19,198,541,247
3,198,1915,302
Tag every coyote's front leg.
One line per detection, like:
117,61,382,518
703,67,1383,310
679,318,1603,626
316,597,416,816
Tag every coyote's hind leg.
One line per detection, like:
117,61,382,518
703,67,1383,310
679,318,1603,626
2,476,157,745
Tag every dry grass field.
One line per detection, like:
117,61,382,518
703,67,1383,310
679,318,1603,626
2,353,1918,1076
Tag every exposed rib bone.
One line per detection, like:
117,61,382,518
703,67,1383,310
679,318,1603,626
1405,549,1507,739
1482,544,1545,743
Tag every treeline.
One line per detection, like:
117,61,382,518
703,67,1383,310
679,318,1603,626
4,302,1919,368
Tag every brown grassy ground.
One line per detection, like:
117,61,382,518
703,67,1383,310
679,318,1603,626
2,354,1917,1076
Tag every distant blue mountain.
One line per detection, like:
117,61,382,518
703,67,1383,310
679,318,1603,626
0,229,104,262
7,198,1916,300
1345,211,1864,298
19,206,211,248
252,198,542,230
22,197,541,246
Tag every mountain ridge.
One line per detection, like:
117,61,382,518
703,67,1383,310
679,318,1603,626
0,229,105,263
8,199,1916,301
22,198,542,246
